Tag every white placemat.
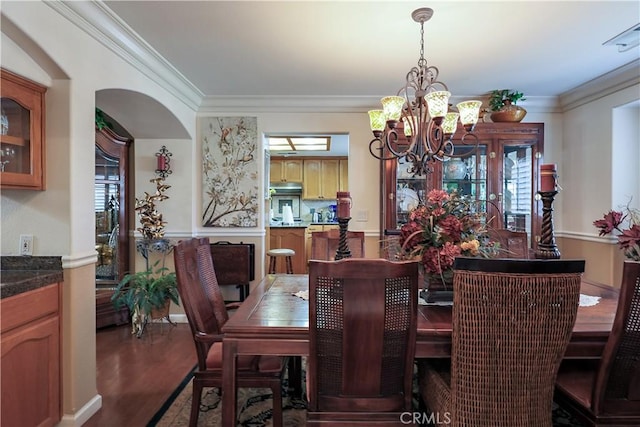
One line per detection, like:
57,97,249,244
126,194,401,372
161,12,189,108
579,294,601,307
293,290,309,300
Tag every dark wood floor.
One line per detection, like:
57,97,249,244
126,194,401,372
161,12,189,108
84,322,196,427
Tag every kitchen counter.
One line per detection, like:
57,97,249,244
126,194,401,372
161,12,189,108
269,221,340,228
1,256,63,299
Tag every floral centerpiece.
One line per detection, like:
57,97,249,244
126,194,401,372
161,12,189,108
593,204,640,261
397,189,497,301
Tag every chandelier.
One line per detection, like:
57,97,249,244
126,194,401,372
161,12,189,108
367,7,482,177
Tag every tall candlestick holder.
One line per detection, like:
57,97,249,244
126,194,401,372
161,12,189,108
535,190,561,259
334,217,352,260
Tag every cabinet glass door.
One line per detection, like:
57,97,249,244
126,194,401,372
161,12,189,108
95,146,121,285
442,145,488,215
396,156,426,227
502,144,535,237
0,99,31,175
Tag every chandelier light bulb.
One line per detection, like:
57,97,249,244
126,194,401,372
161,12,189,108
457,100,483,129
425,91,451,120
368,110,386,132
441,112,460,135
381,96,405,122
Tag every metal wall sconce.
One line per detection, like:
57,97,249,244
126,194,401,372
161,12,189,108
155,145,172,179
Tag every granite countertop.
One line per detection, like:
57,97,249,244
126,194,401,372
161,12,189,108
1,256,63,299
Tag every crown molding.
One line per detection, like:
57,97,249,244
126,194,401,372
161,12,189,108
559,59,640,111
198,95,383,114
46,0,203,111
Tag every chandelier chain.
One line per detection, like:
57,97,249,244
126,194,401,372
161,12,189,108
419,22,426,68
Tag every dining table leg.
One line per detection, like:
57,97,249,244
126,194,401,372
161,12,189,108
222,339,237,427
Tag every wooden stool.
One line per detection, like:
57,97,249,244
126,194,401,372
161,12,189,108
267,248,295,274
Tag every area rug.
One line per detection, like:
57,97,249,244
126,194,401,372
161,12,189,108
149,367,586,426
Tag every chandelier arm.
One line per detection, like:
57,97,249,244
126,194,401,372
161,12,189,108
368,136,399,161
444,133,480,158
385,129,419,159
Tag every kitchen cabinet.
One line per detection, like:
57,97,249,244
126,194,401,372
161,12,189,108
339,159,349,191
382,122,544,248
1,282,61,427
0,69,47,190
305,224,339,263
269,227,307,274
270,158,303,183
303,159,340,199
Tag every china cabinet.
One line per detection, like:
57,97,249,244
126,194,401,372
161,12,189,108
382,122,544,248
0,69,47,190
95,126,132,328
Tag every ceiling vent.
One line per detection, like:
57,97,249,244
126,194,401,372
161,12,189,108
603,23,640,52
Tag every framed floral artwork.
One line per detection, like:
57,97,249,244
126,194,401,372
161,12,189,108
202,117,259,227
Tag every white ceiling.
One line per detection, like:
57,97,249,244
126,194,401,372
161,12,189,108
103,0,639,100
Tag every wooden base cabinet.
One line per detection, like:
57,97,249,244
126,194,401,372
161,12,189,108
269,227,307,274
1,283,61,427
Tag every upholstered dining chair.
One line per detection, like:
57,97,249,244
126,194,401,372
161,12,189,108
310,229,365,260
173,238,287,427
419,257,585,427
554,260,640,426
487,228,531,258
307,258,420,426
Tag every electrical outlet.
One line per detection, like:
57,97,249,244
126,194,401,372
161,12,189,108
20,234,33,256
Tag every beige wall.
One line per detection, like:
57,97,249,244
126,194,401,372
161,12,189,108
558,237,626,287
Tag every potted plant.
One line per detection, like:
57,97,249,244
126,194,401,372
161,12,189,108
488,89,527,122
111,260,179,337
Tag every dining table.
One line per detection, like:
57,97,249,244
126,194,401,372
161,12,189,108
221,273,619,426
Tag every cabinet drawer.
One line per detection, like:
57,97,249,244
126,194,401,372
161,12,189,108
1,283,59,333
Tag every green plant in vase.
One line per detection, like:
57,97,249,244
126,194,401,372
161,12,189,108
488,89,527,122
111,260,179,337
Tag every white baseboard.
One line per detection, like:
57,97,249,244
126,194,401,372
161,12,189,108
58,393,102,427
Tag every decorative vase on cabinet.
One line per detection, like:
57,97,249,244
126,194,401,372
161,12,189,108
443,158,468,180
490,100,527,123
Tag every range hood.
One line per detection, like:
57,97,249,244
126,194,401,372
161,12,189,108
270,182,303,195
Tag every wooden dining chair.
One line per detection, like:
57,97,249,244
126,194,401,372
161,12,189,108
309,229,365,260
487,228,531,258
307,258,420,426
554,260,640,426
418,257,585,426
173,238,287,427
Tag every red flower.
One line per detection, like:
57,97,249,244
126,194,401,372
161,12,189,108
593,206,640,261
593,210,624,236
397,189,497,276
618,224,640,249
439,215,463,241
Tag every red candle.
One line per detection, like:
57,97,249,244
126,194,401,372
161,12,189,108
540,164,557,192
157,155,166,171
337,191,351,218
